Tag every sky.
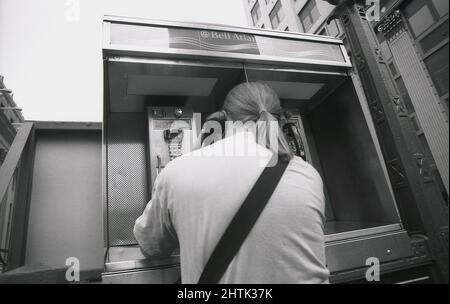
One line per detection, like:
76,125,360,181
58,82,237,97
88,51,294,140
0,0,249,122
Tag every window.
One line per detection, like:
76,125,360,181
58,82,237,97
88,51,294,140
424,44,449,97
318,28,327,36
251,2,261,26
269,1,285,29
404,0,447,38
327,19,341,37
299,0,320,32
432,0,449,17
419,20,449,54
407,5,434,37
403,0,449,102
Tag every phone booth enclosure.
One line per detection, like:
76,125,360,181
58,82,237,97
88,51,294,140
102,17,413,281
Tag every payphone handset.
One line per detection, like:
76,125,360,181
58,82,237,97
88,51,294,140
163,127,184,161
282,110,310,162
283,122,306,161
147,107,199,188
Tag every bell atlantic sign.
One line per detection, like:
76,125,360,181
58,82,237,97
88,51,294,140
200,30,257,42
169,28,260,55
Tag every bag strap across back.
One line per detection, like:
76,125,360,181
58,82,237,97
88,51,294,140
198,157,289,284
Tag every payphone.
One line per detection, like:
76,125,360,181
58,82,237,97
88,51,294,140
147,107,198,188
102,16,413,283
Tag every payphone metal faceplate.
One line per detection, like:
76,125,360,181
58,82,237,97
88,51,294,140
147,107,199,192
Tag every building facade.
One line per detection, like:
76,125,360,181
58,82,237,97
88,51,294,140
0,75,24,272
242,0,449,200
0,75,24,166
375,0,449,200
244,0,338,35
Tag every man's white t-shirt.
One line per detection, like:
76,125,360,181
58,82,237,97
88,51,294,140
134,131,329,283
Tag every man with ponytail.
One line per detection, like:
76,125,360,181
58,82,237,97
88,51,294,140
134,82,329,284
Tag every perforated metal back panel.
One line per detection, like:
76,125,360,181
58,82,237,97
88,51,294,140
107,113,149,246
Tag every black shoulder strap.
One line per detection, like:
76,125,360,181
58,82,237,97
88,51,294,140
198,157,289,284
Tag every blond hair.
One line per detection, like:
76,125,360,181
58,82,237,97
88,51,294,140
220,82,293,162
